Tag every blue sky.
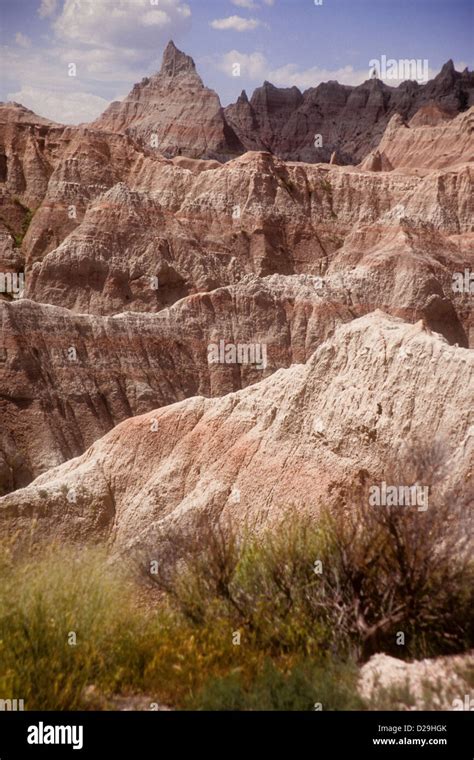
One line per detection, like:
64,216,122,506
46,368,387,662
1,0,472,123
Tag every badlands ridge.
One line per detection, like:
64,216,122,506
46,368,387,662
0,43,472,548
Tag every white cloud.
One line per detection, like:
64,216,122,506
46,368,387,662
15,33,31,48
269,62,368,88
2,0,194,125
56,46,146,84
7,85,109,124
54,0,191,49
231,0,259,8
141,10,172,28
2,44,140,94
229,0,274,6
4,1,193,99
219,51,267,80
218,50,370,88
211,16,261,32
38,0,58,18
218,51,458,90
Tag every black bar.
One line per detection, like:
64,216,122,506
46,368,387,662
0,710,472,758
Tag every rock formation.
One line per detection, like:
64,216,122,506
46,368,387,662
92,41,244,162
0,43,472,541
0,314,472,550
90,45,474,166
359,651,474,710
225,60,474,164
368,106,474,171
0,275,356,490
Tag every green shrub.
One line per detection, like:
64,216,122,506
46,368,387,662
0,439,471,711
320,178,332,194
145,441,473,664
11,197,34,247
189,659,363,711
0,546,156,709
143,514,335,657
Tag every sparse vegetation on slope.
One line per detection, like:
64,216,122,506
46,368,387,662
1,442,471,711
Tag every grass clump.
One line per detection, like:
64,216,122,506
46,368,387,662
189,659,363,711
0,442,471,710
0,545,156,709
12,197,34,247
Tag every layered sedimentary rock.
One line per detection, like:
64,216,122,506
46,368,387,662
90,45,474,166
0,314,472,549
362,106,474,172
0,275,356,491
0,48,472,512
2,215,470,494
21,147,473,350
0,102,60,210
0,103,63,274
225,61,474,164
92,48,474,166
92,41,243,162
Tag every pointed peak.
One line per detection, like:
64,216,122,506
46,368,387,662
160,40,196,77
237,89,249,104
368,75,385,87
441,59,455,72
435,59,456,80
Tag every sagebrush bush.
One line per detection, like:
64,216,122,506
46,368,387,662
0,440,471,710
145,443,473,662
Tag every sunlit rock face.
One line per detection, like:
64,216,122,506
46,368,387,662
0,48,472,545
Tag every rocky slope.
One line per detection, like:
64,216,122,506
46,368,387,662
224,60,474,164
0,47,472,510
361,106,474,172
92,42,244,162
0,115,472,497
0,275,355,491
1,313,472,549
91,45,474,166
19,149,473,352
0,41,472,714
359,651,474,710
